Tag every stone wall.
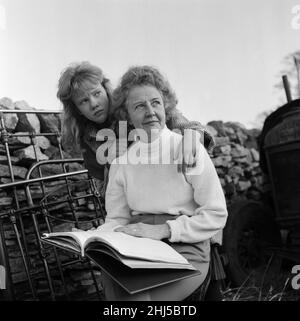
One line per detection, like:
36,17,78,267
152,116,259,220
0,97,268,300
206,120,269,205
0,97,104,300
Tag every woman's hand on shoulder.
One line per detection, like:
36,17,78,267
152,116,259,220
115,223,171,240
176,129,202,171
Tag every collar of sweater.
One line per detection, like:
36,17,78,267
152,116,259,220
127,126,179,164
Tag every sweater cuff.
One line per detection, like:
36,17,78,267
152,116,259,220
166,220,181,242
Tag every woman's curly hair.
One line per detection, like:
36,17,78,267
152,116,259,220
57,61,113,151
112,65,178,122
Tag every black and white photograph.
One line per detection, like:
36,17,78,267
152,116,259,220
0,0,300,309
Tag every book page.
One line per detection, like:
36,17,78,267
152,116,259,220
42,237,81,255
42,231,93,256
86,243,196,270
43,229,192,266
85,230,190,265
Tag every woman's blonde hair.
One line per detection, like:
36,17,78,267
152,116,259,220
112,65,178,121
57,61,113,151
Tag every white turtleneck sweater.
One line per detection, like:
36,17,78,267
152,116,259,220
104,126,228,244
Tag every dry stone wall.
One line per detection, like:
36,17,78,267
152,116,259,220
0,97,104,300
206,120,269,205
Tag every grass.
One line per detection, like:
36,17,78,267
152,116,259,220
222,281,299,301
221,260,300,301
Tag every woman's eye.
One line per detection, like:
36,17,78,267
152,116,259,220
152,100,160,106
95,91,101,97
135,104,144,110
80,99,88,105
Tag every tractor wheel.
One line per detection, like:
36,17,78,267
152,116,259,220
223,200,282,287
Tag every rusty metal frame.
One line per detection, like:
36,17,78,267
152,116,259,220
0,108,106,300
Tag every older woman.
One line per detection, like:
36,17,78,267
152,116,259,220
100,65,228,301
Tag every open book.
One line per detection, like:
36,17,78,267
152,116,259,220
42,229,202,294
41,229,196,270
